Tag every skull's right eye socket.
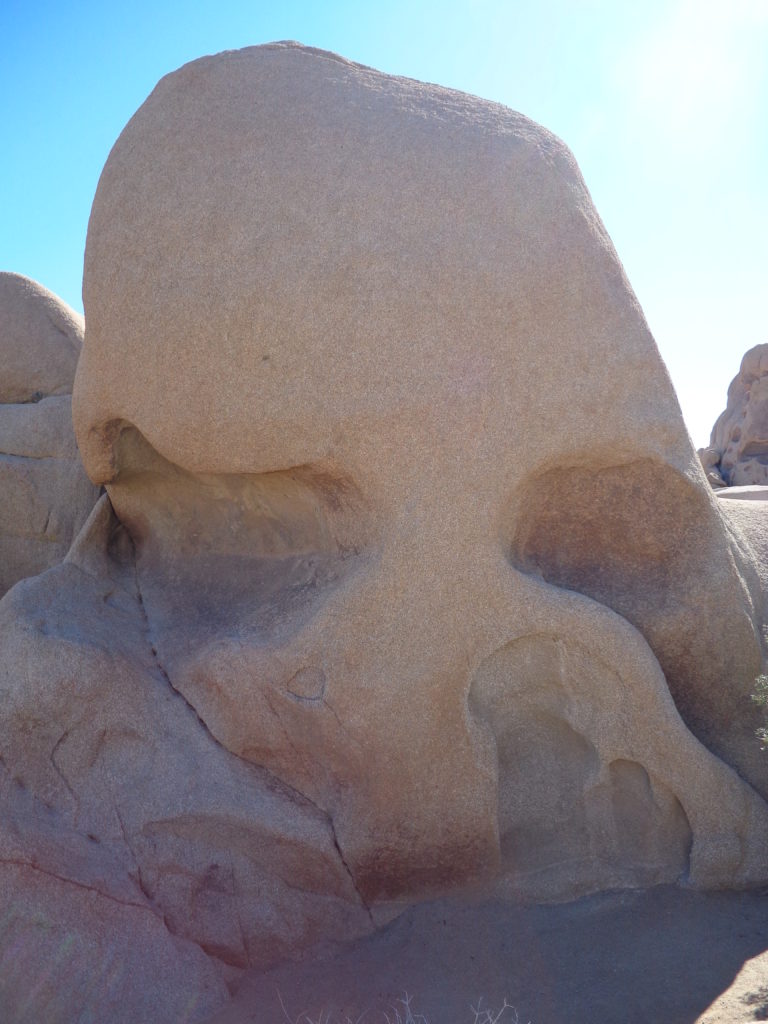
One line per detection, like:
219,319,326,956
104,425,370,654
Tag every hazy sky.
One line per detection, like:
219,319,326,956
2,0,766,446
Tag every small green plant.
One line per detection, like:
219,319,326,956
751,673,768,748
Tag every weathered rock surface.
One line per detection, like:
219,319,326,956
0,272,82,404
2,42,768,1022
717,484,768,501
0,273,101,595
717,492,768,635
0,497,373,1022
700,343,768,486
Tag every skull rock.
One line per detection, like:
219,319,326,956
2,42,768,1022
703,343,768,486
73,41,768,896
0,273,101,595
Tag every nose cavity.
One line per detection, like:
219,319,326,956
468,634,692,899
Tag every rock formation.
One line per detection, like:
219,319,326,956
2,43,767,1023
699,343,768,486
0,273,100,596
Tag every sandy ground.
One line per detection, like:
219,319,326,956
202,886,768,1024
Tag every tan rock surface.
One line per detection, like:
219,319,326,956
717,494,768,662
702,343,768,486
76,38,767,857
0,273,100,595
716,484,768,501
2,42,768,1021
0,272,82,404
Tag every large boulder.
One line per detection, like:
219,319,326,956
0,273,101,595
0,272,82,404
2,42,767,1021
700,343,768,486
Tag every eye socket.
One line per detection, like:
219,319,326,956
105,425,369,652
504,455,763,790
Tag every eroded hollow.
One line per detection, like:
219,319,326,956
104,424,371,653
468,634,692,896
510,459,698,616
506,457,764,784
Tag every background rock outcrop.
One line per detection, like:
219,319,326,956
0,273,100,595
699,343,768,487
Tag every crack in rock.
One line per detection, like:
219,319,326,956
0,857,153,914
122,528,373,922
49,728,79,820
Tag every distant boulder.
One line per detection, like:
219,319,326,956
0,273,100,595
700,343,768,487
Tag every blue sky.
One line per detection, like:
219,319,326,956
2,0,766,446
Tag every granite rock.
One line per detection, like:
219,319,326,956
0,273,100,595
2,43,767,1022
702,343,768,486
